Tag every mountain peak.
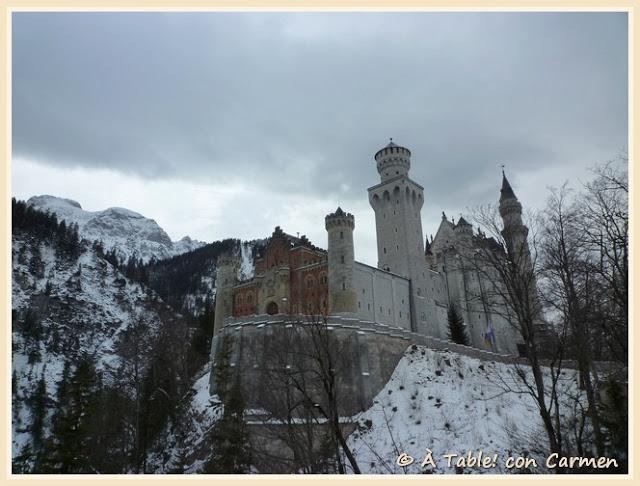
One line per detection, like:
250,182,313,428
26,195,205,262
27,194,83,210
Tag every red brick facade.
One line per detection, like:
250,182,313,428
232,227,329,317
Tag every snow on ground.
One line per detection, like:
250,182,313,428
145,366,223,474
11,233,176,458
348,345,584,474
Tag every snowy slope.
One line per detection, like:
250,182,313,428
27,195,205,263
11,231,189,459
145,367,223,473
347,345,586,474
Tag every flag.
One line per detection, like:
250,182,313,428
484,323,496,349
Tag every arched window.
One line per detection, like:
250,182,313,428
236,294,243,305
247,293,253,304
306,276,315,288
266,302,279,315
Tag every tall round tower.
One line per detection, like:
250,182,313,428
325,207,357,314
374,139,411,182
213,253,240,334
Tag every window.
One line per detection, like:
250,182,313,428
306,277,315,288
341,255,345,263
358,301,361,308
368,303,371,310
247,293,253,304
383,247,387,254
340,231,343,239
342,283,346,290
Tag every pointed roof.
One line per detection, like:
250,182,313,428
425,235,433,256
334,206,345,216
500,171,517,202
457,216,471,226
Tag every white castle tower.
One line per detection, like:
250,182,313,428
368,140,436,335
325,207,357,314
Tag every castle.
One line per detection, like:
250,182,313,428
212,140,524,356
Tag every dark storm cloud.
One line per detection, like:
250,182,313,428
13,12,628,210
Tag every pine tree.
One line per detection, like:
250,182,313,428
30,369,48,453
39,353,100,473
28,247,44,278
212,335,234,402
204,377,251,473
447,303,470,346
21,310,42,364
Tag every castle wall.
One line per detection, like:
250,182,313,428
352,262,411,329
210,315,623,417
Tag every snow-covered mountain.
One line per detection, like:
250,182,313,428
27,195,205,263
12,203,206,472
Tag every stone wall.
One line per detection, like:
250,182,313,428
352,262,411,329
212,314,626,411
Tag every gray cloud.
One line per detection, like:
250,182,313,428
12,12,628,256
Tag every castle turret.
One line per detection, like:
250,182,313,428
325,207,357,314
368,140,435,336
374,139,411,182
213,253,239,334
453,216,474,253
499,171,529,263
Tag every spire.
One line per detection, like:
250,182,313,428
425,235,433,255
500,171,517,203
457,216,471,226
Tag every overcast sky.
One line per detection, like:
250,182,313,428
12,12,628,266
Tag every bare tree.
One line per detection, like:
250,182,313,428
256,315,361,473
578,156,628,362
465,205,566,461
539,185,605,456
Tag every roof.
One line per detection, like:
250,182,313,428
500,172,518,202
